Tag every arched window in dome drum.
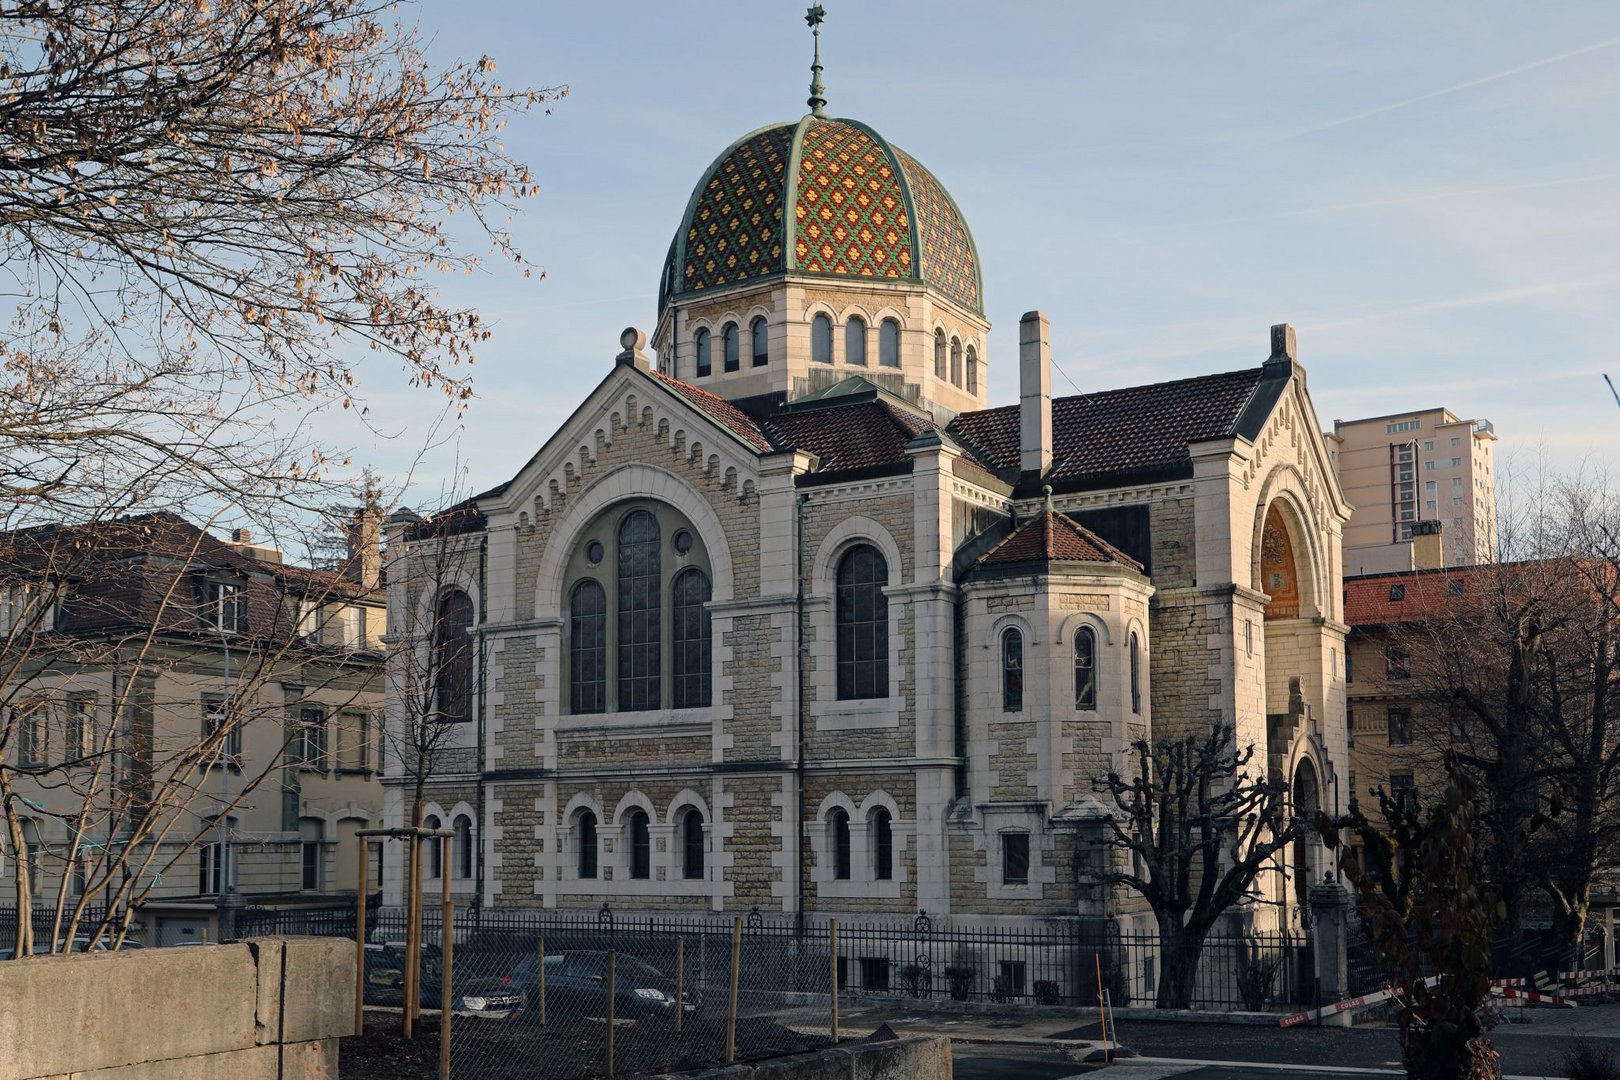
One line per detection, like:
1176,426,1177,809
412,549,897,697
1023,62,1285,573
966,346,979,394
879,319,901,368
950,337,963,387
845,316,867,366
694,328,712,378
616,510,661,711
751,317,769,367
811,314,833,364
722,322,740,373
934,329,947,379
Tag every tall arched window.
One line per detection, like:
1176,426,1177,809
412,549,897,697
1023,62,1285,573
569,580,607,714
811,314,833,363
576,810,598,879
836,545,888,700
879,318,901,368
722,321,740,373
681,809,705,880
694,328,712,377
750,316,769,367
844,316,867,366
1130,632,1142,714
433,590,474,724
829,809,851,880
933,328,947,379
627,809,650,880
617,510,661,712
424,814,443,879
453,814,473,880
870,807,893,881
950,336,963,387
1074,626,1097,709
966,346,979,394
672,568,712,708
1001,627,1023,712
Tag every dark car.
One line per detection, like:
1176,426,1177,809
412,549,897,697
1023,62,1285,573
363,943,524,1018
502,950,700,1023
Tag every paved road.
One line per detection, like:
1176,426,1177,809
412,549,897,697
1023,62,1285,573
951,1043,1097,1078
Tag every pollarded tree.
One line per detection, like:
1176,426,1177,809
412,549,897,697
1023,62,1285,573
1094,727,1302,1009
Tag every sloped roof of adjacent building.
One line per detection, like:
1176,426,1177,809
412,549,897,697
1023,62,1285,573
651,370,777,453
975,510,1144,572
946,366,1280,490
764,395,936,476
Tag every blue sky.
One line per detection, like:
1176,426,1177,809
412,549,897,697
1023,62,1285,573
355,1,1620,507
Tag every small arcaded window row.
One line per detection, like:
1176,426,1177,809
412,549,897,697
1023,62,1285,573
998,624,1140,714
692,316,770,378
571,803,707,882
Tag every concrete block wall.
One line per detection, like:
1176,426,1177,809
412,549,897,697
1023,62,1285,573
0,937,354,1080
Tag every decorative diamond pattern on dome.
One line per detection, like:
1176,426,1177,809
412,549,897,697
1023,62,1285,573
894,148,980,313
681,125,793,295
793,121,914,282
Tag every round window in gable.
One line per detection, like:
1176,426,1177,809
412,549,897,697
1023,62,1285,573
586,540,605,566
672,529,694,555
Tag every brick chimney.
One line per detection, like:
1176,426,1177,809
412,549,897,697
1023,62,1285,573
346,505,382,588
1019,311,1052,477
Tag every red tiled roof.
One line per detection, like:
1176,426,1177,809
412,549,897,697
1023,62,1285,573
947,368,1268,485
765,400,936,474
977,511,1144,571
651,370,776,453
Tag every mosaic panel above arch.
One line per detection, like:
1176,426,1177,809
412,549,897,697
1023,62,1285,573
794,121,914,282
681,126,793,295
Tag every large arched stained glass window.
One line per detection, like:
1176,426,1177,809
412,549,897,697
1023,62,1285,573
1074,626,1097,709
836,545,888,700
617,510,662,711
434,590,474,724
569,580,607,714
1001,627,1023,712
672,568,712,708
811,314,833,363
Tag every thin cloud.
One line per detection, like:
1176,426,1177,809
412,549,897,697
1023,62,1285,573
1268,33,1620,144
1313,276,1620,329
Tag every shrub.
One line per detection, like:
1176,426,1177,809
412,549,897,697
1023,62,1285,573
1564,1036,1620,1080
944,965,976,1001
899,963,932,998
1235,939,1280,1011
1033,980,1062,1006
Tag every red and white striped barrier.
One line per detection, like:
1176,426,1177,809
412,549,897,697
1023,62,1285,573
1279,985,1398,1028
1491,986,1576,1008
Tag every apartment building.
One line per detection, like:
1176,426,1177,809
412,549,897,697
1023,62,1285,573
1326,408,1497,575
0,512,385,947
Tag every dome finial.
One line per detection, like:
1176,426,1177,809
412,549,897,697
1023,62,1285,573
805,4,828,117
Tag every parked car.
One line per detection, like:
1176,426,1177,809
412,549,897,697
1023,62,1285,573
501,950,700,1022
363,943,523,1019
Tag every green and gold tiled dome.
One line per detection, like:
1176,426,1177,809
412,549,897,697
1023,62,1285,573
658,115,983,318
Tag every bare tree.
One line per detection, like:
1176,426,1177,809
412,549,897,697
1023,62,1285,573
1093,727,1301,1009
0,0,555,950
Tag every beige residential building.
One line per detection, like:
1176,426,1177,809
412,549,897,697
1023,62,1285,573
1326,409,1497,575
0,513,385,947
